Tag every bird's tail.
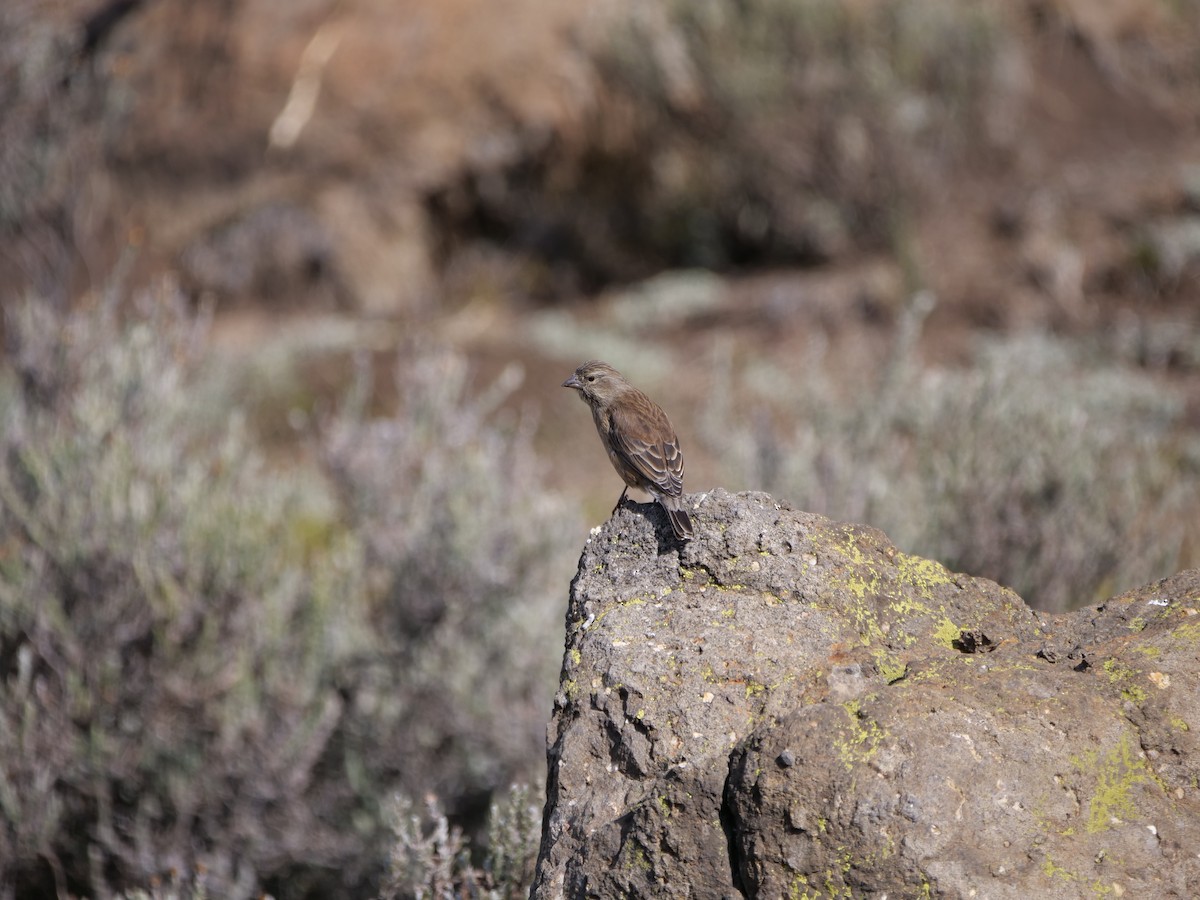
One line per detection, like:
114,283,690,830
660,495,694,541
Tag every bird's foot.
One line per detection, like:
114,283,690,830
610,487,629,516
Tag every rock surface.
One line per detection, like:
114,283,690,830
531,489,1200,898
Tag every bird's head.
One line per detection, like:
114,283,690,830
562,360,627,406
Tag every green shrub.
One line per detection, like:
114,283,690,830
0,294,364,896
0,294,575,897
380,783,541,900
702,317,1200,611
317,348,577,818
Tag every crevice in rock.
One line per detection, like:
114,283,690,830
719,760,749,898
951,628,996,653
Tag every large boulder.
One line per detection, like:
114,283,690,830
531,489,1200,898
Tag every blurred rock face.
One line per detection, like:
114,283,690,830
533,489,1200,897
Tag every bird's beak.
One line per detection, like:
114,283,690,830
562,373,581,390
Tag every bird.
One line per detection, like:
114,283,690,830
562,360,693,541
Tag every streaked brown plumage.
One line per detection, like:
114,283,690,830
562,360,693,541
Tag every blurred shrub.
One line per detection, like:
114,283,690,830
594,0,1002,264
703,309,1200,611
0,2,109,304
0,294,575,897
318,349,576,824
427,0,1005,288
380,783,540,900
0,294,361,897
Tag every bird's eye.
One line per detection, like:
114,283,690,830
586,374,596,382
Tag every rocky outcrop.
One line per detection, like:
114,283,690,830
531,489,1200,898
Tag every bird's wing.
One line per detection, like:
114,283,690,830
609,393,685,497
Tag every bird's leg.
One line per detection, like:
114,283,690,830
611,486,629,515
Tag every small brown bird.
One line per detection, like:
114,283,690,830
562,360,693,541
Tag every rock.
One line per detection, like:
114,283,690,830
531,489,1200,898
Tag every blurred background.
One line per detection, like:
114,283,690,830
2,0,1198,896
